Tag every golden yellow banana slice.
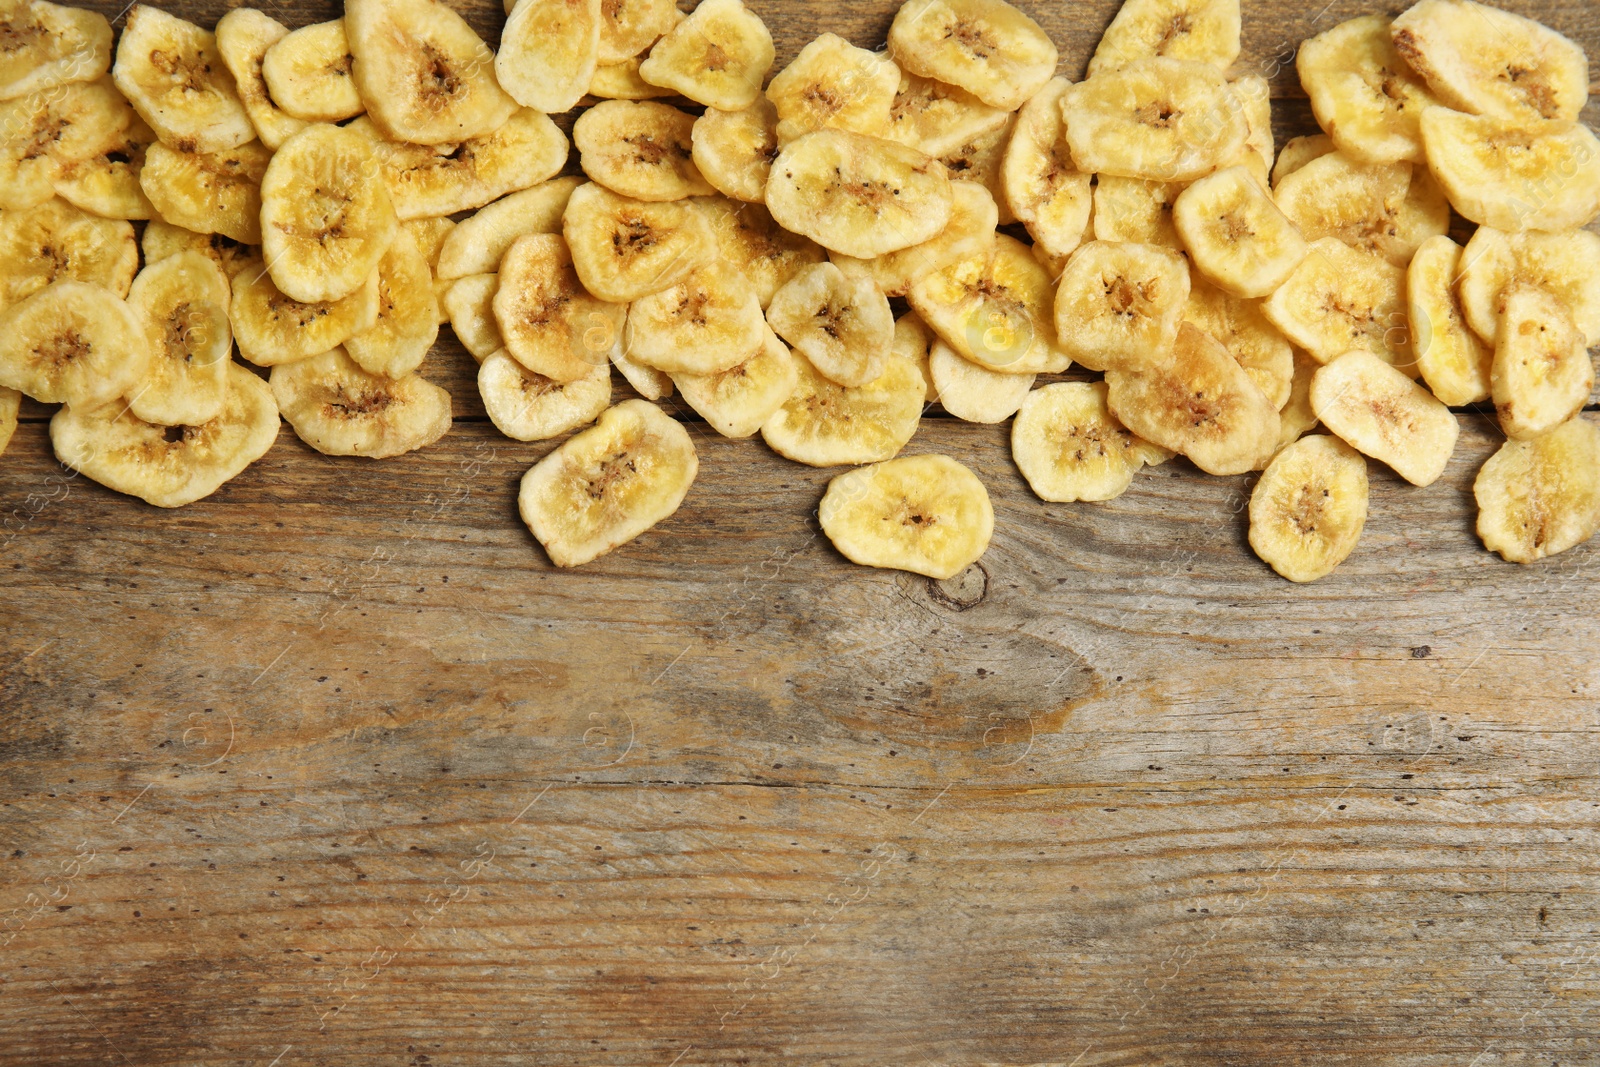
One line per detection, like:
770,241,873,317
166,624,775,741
1474,416,1600,564
1272,151,1446,267
830,178,998,299
575,100,711,202
1088,0,1240,76
493,233,625,383
611,335,675,402
0,280,149,408
1174,164,1308,299
909,233,1066,375
1002,78,1092,262
1297,15,1440,165
112,5,254,153
1261,237,1411,371
1092,175,1183,248
403,214,455,323
479,351,610,442
589,57,676,101
1310,349,1458,486
0,197,136,312
884,71,1009,159
819,453,993,579
497,0,600,115
271,346,451,458
1064,58,1248,183
765,33,900,145
562,181,714,303
0,77,131,212
126,250,232,427
1491,285,1594,442
0,0,110,101
637,0,773,111
1457,227,1600,348
442,274,502,362
672,326,799,438
887,0,1056,111
625,262,765,376
1184,275,1294,409
53,116,156,222
760,353,924,467
893,312,938,403
1248,434,1368,582
215,8,307,151
938,114,1014,225
766,262,893,388
1012,380,1171,502
140,140,270,244
598,0,680,64
231,259,379,367
697,197,827,310
690,98,778,204
436,177,580,280
261,19,362,123
344,228,438,380
1053,239,1190,373
928,339,1033,423
1420,108,1600,233
1407,234,1490,405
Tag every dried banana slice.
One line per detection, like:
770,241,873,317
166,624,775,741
1457,227,1600,348
760,353,924,466
345,228,438,380
497,0,599,115
272,347,450,458
1392,0,1587,123
599,0,680,64
1271,133,1334,188
673,326,798,438
51,362,278,508
1105,322,1279,475
562,181,714,303
887,0,1055,111
53,117,156,221
261,20,362,123
214,8,306,151
1275,348,1321,451
1420,108,1600,233
765,33,900,144
519,398,698,567
638,0,773,111
766,262,892,388
0,197,136,311
479,351,610,442
231,260,380,366
625,262,765,376
1248,434,1368,582
1012,380,1170,502
1309,349,1457,486
590,57,676,101
436,177,581,280
0,280,150,407
1088,0,1240,76
1002,78,1092,262
403,215,455,323
612,341,674,401
698,197,827,310
909,233,1065,375
575,100,711,202
346,0,515,145
1297,15,1440,166
830,178,998,299
766,129,952,259
1064,59,1248,183
0,0,110,101
1272,152,1444,267
1474,416,1600,564
142,219,256,280
1227,73,1273,187
819,454,992,579
893,311,937,403
443,274,503,362
494,233,627,382
691,98,778,204
0,78,131,212
112,6,253,153
0,386,17,456
1092,175,1183,248
1491,285,1594,442
1407,234,1490,405
884,71,1008,160
938,114,1014,225
1174,164,1308,299
1184,275,1293,408
1261,238,1411,371
125,250,232,426
928,340,1032,423
1052,240,1190,373
140,140,270,244
260,123,396,304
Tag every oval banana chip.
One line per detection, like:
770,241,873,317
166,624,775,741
760,352,924,467
442,273,503,363
1012,381,1172,503
1491,284,1594,442
625,262,765,376
910,233,1065,375
767,262,892,388
1475,416,1600,564
1092,175,1184,249
0,77,132,212
691,98,779,205
637,0,773,111
589,56,677,101
830,178,998,299
0,386,18,457
1248,434,1368,583
1261,237,1412,371
1309,349,1457,486
437,177,581,281
1297,15,1439,166
819,453,993,579
884,70,1009,159
575,100,711,202
1053,239,1190,373
262,19,363,124
1064,58,1249,183
563,182,714,303
888,0,1055,112
1175,164,1308,299
479,350,611,442
497,0,600,116
765,33,900,145
140,140,270,245
1271,133,1335,189
231,259,379,367
698,197,827,310
215,8,307,151
672,326,798,439
271,346,450,458
927,340,1032,424
1272,151,1445,267
1456,227,1600,349
53,116,157,222
1002,78,1092,262
0,0,111,102
0,279,150,408
1420,107,1600,233
1184,275,1294,409
345,228,439,380
494,233,626,382
112,5,254,153
0,197,136,312
599,0,680,65
1408,234,1491,406
126,250,233,427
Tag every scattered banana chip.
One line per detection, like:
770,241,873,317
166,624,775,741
261,19,362,123
884,71,1008,159
1174,164,1308,299
1092,175,1183,248
1261,237,1411,371
53,117,157,221
1272,152,1445,266
479,350,611,442
1271,133,1334,188
691,98,779,204
112,5,254,153
140,140,270,244
345,0,515,145
698,197,827,310
1248,434,1368,582
436,177,580,281
0,77,131,212
1064,58,1249,183
760,352,924,466
442,273,503,362
818,453,993,579
272,346,451,458
403,214,455,322
345,228,439,380
766,129,953,259
887,0,1055,112
766,262,892,388
1002,78,1092,262
519,398,698,567
1184,275,1294,409
1491,284,1594,442
0,197,136,311
575,100,711,202
0,280,150,407
142,218,256,280
673,326,799,438
1474,415,1600,564
626,262,765,376
0,386,18,456
563,181,715,303
214,8,307,151
830,178,998,299
1310,349,1457,486
928,340,1032,423
497,0,599,116
612,339,675,401
1053,240,1190,373
893,311,937,403
494,233,627,382
1457,227,1600,348
599,0,680,64
1420,107,1600,233
50,362,279,508
909,234,1065,375
125,250,232,426
937,114,1014,225
1407,233,1490,405
1012,381,1171,502
1275,347,1321,452
1227,73,1274,187
0,0,111,101
638,0,774,111
765,33,900,144
1088,0,1240,76
231,259,379,366
590,56,676,101
1297,15,1440,165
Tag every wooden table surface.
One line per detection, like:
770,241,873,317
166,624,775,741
4,0,1600,1063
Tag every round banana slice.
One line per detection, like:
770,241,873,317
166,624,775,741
1457,227,1600,349
830,178,998,299
1174,165,1308,299
0,197,136,312
345,228,438,380
575,100,711,202
51,362,278,508
638,0,773,110
1092,175,1183,248
260,123,397,305
1184,275,1293,409
1002,78,1092,262
893,311,937,403
0,77,131,212
261,20,362,123
494,233,627,382
1310,349,1458,486
272,346,451,458
1491,284,1594,442
0,280,150,407
818,454,993,579
1420,108,1600,233
437,177,582,281
691,98,778,204
887,0,1055,112
766,262,892,388
1105,322,1279,476
1087,0,1240,76
766,129,953,260
126,251,232,427
479,350,611,442
1272,152,1444,267
590,57,677,101
140,140,270,244
760,353,924,467
697,197,827,310
0,386,18,457
215,8,307,151
442,274,503,362
1261,238,1411,372
562,182,714,304
765,33,900,145
519,398,698,567
1407,234,1490,406
142,219,256,281
53,117,156,222
928,340,1032,423
883,71,1009,160
1275,348,1321,452
599,0,680,64
497,0,600,116
345,0,516,145
0,0,111,101
625,262,765,376
673,326,798,438
1012,381,1172,503
1271,134,1335,189
937,115,1014,225
1052,240,1190,373
1297,15,1440,166
1392,0,1587,123
611,339,675,402
231,260,380,367
112,6,254,154
1064,58,1248,183
1474,416,1600,564
909,233,1065,376
1248,434,1368,583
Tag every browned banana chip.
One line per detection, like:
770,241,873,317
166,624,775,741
53,117,156,221
0,280,150,408
140,140,270,244
230,259,379,367
126,250,232,427
272,346,451,459
575,100,712,202
493,233,626,383
0,0,111,101
0,196,136,311
697,197,826,310
0,77,131,211
1474,416,1600,564
765,33,900,144
759,352,925,467
1052,240,1190,373
562,182,715,303
345,228,439,380
1297,15,1439,166
883,71,1008,159
112,5,254,153
691,98,778,204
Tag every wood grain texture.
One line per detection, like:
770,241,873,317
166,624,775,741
4,0,1600,1064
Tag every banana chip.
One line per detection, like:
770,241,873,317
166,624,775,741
1474,416,1600,564
673,325,798,438
691,98,778,204
497,0,599,115
766,33,900,144
626,262,765,376
1184,275,1294,408
887,0,1055,111
1092,175,1183,248
638,0,773,111
140,140,270,244
1457,227,1600,348
1310,349,1457,486
928,340,1032,423
1297,15,1440,165
909,233,1065,375
563,181,714,303
611,334,675,401
1261,237,1411,371
937,115,1013,225
590,57,677,101
1053,240,1190,373
698,197,827,309
53,117,156,221
479,350,611,442
231,259,380,366
436,177,579,281
819,453,993,579
0,0,110,101
575,100,711,202
112,6,253,153
50,362,278,508
0,77,131,211
1012,380,1170,503
442,273,503,362
262,19,362,123
766,262,892,388
142,219,256,280
760,352,924,467
1407,234,1490,405
272,346,451,458
830,178,998,299
1248,434,1368,582
1227,73,1273,187
1271,133,1334,188
215,8,307,151
126,250,232,426
893,311,937,403
1275,347,1321,451
0,280,150,407
1088,0,1240,76
1002,78,1092,262
884,71,1008,159
345,228,439,380
403,214,455,323
0,196,136,311
1174,164,1308,299
519,398,698,567
1272,151,1446,266
1491,284,1594,442
1064,59,1249,183
495,233,626,382
599,0,681,64
1420,107,1600,233
0,386,17,456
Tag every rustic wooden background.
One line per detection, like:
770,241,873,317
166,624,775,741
4,0,1600,1063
